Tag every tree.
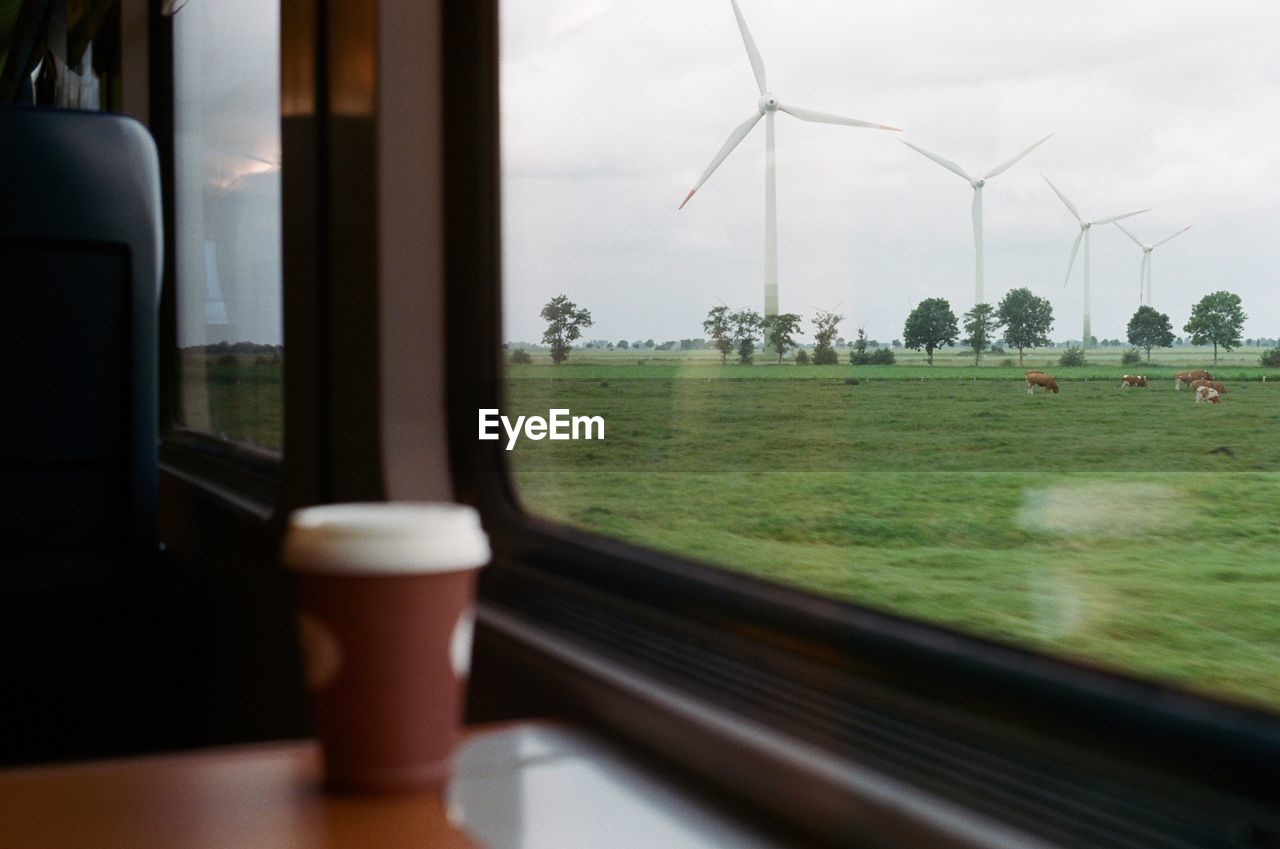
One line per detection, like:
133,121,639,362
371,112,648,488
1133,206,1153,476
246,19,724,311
849,327,872,365
761,312,802,363
644,339,654,349
811,310,843,365
1126,306,1174,363
961,303,1001,366
729,309,763,365
617,339,629,349
1058,346,1086,367
540,295,593,364
996,287,1054,366
903,298,959,365
703,306,734,364
1184,291,1246,365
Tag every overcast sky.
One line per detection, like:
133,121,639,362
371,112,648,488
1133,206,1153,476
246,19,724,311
500,0,1280,345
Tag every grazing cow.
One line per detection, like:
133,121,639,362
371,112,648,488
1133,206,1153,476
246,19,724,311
1175,369,1212,390
1190,378,1227,395
1026,373,1060,394
1120,374,1147,388
1195,385,1221,404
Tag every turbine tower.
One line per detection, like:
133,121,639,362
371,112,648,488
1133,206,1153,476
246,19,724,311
679,0,899,322
899,134,1052,307
1043,175,1148,348
1114,222,1192,307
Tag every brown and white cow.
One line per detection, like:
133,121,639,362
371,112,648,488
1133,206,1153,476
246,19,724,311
1195,385,1221,404
1175,369,1212,390
1026,372,1060,394
1120,374,1147,388
1190,378,1227,395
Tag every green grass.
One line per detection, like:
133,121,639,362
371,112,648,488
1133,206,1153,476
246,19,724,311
179,354,284,450
506,365,1280,710
517,343,1278,370
182,343,1280,708
510,363,1275,382
510,344,1280,383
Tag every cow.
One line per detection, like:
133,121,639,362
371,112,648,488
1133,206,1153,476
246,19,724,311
1190,378,1227,395
1026,372,1060,394
1195,385,1221,404
1120,374,1147,388
1175,369,1212,390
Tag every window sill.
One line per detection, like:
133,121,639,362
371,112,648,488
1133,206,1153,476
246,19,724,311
159,428,281,520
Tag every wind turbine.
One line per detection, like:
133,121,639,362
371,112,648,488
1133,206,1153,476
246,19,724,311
1042,175,1148,348
899,134,1052,307
679,0,899,323
1114,222,1192,307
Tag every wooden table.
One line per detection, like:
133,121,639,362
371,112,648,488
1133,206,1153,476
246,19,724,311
0,739,480,849
1,726,790,849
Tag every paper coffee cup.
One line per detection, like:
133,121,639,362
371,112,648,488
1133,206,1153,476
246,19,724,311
282,502,490,793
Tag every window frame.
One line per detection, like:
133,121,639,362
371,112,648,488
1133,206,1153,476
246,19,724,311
151,0,289,509
442,1,1280,843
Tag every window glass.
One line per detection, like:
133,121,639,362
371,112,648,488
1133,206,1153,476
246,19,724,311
172,0,283,451
501,2,1280,709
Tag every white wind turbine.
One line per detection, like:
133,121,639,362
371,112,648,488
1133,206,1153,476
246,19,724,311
1114,222,1192,308
679,0,899,322
1042,175,1148,348
899,134,1053,307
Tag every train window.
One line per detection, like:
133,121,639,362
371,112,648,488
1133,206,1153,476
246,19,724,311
170,0,283,451
499,1,1280,714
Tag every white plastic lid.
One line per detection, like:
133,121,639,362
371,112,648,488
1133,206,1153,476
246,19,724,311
282,502,491,575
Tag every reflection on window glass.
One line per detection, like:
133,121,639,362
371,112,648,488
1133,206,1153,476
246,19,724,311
172,0,283,450
501,2,1280,709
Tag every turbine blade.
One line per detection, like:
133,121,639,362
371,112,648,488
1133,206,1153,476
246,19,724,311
899,139,970,181
1042,174,1082,222
679,111,763,208
1140,252,1149,301
780,102,901,131
983,133,1053,180
1154,225,1192,247
1091,208,1149,226
1064,228,1084,288
729,0,768,95
1114,221,1145,248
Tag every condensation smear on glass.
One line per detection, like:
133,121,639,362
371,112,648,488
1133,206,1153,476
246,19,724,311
172,0,283,450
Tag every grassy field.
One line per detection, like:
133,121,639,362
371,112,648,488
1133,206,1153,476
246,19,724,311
523,343,1274,369
179,353,284,450
506,350,1280,710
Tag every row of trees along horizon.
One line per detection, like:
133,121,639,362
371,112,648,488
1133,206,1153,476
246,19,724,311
524,291,1278,367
